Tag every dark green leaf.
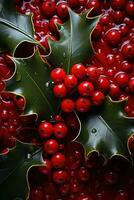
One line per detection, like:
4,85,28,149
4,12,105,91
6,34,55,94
6,50,59,120
0,140,44,200
0,0,37,54
46,9,99,74
76,97,134,161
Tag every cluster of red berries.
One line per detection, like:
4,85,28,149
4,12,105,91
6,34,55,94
51,64,105,113
89,0,134,116
14,0,134,117
38,119,68,184
0,54,26,151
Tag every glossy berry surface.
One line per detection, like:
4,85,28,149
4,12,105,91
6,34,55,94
78,81,94,97
53,83,67,98
75,97,91,112
106,29,121,46
44,139,59,154
53,170,68,184
50,68,66,83
51,152,66,168
53,122,68,139
38,121,53,138
92,91,105,106
64,74,77,89
61,99,75,113
71,63,86,79
41,1,56,18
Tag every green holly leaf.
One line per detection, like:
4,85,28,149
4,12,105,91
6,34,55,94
0,0,38,55
6,50,59,120
46,9,99,74
76,97,134,161
0,140,44,200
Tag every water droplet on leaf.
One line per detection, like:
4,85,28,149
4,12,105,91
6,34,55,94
91,128,97,133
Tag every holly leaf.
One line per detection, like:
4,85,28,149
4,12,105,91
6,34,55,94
0,140,44,200
0,0,38,55
46,9,99,74
76,97,134,161
6,50,59,120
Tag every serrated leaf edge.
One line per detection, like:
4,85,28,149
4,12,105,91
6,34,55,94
75,96,134,163
45,8,100,67
0,139,45,200
6,49,52,121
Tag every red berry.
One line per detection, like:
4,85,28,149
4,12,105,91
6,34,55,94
109,84,121,99
115,190,128,200
51,152,65,168
106,54,115,65
111,0,126,10
128,78,134,93
1,109,9,120
115,72,129,88
121,42,134,60
97,76,110,93
55,115,62,122
44,139,59,154
75,97,91,112
59,183,70,195
113,11,125,24
71,63,86,79
119,24,129,37
49,16,62,34
38,121,53,139
0,63,11,79
53,170,68,184
57,2,69,19
61,99,75,113
64,75,77,89
15,96,25,109
104,171,118,185
78,81,94,97
86,0,101,15
78,0,87,6
78,166,90,182
100,14,110,26
50,68,66,83
53,83,67,98
124,105,131,113
126,1,134,18
53,122,68,139
67,0,79,9
30,188,43,200
86,65,99,82
92,91,105,106
38,159,52,174
70,180,80,193
121,61,133,73
41,0,56,18
106,29,121,46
